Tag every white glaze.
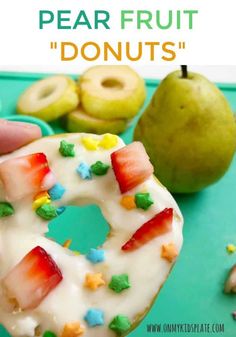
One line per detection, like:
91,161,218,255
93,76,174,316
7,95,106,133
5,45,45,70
0,134,183,337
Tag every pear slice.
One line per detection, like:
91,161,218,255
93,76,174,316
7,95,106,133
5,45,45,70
17,76,79,122
65,106,129,135
79,66,146,120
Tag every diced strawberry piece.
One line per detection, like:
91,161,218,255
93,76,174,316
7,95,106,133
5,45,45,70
3,246,63,310
111,142,154,193
0,153,56,201
122,208,173,251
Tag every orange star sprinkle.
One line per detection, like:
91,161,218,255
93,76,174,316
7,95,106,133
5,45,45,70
161,243,178,262
84,272,105,290
61,322,85,337
63,239,72,249
120,195,136,210
34,191,50,200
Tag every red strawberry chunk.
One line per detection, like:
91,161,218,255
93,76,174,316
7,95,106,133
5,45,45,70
3,246,63,310
122,208,173,251
0,153,56,201
111,142,154,193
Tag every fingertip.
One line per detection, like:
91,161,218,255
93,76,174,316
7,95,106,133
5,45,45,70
0,120,42,154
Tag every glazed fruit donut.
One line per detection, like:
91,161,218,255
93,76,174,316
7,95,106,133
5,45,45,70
79,66,146,120
17,76,79,122
0,133,183,337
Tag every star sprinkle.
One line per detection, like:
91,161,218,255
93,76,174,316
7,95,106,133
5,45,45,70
84,272,105,290
33,195,51,210
76,163,92,180
73,251,80,256
108,274,130,293
86,248,105,264
109,315,131,334
59,140,75,157
84,309,104,327
120,195,136,210
34,191,50,200
135,193,154,210
91,161,110,176
161,243,178,262
63,239,72,248
99,134,118,149
61,322,85,337
43,331,57,337
36,203,58,220
82,137,99,151
0,202,14,217
48,183,66,201
33,191,50,210
227,244,236,254
56,206,66,216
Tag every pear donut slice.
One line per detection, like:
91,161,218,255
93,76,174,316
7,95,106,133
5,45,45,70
65,106,129,135
17,76,79,122
0,134,183,337
80,66,146,120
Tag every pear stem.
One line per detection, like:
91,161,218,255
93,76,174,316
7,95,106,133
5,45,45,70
181,65,188,79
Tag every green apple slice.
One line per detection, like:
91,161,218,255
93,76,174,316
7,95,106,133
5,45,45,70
65,106,129,135
80,66,146,120
17,76,79,122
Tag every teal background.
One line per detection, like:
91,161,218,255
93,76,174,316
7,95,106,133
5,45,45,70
0,72,236,336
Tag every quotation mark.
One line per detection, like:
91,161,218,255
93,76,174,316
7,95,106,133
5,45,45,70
50,42,58,49
178,41,186,49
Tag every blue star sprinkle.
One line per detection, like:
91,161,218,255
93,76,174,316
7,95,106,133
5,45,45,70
76,162,92,180
48,183,66,201
86,248,105,264
56,206,66,216
84,308,104,327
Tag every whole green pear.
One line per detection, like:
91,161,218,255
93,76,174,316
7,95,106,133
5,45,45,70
134,70,236,193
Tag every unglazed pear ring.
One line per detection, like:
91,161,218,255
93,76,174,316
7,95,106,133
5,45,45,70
17,76,79,122
79,66,146,120
0,133,183,337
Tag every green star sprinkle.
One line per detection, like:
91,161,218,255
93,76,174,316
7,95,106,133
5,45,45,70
135,192,154,210
109,315,131,335
108,274,130,293
36,204,58,220
59,140,75,157
91,161,110,176
43,331,57,337
0,202,14,217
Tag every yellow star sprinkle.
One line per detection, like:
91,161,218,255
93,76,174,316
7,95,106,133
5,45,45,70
226,244,236,254
120,195,136,210
32,195,51,210
161,243,178,262
99,134,118,149
84,272,105,290
61,322,85,337
73,250,80,256
81,137,99,151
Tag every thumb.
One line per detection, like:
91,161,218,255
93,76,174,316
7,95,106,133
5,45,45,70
0,119,42,155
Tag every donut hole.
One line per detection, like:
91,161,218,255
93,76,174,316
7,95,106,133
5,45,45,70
101,78,123,90
38,85,55,100
46,205,109,254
